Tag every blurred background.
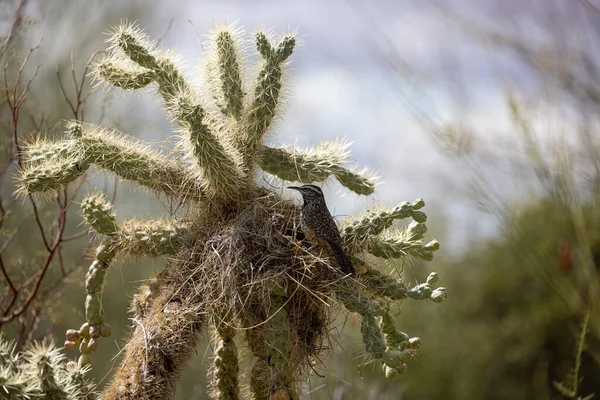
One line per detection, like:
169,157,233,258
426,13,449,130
2,0,600,398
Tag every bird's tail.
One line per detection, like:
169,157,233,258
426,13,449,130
327,241,355,275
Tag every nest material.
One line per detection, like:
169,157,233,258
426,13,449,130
188,188,337,387
103,188,342,399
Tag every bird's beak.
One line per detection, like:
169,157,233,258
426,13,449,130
288,186,301,191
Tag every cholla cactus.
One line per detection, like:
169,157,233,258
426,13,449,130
0,335,95,399
16,22,446,400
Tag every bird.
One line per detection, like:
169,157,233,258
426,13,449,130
288,184,355,275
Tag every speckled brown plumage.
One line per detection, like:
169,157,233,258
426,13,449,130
289,185,355,275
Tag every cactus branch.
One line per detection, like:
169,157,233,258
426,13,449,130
100,260,205,400
95,56,156,89
77,122,203,200
342,198,427,246
211,314,240,400
114,219,186,257
64,242,115,367
170,94,245,198
239,32,295,170
17,121,204,200
357,263,447,303
260,144,376,195
335,286,425,378
81,193,118,236
366,222,440,261
208,27,245,119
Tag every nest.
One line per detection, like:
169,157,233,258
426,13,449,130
129,187,345,397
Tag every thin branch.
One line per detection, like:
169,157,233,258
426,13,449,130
0,0,29,61
0,256,17,298
0,42,98,327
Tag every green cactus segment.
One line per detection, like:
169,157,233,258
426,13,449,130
0,369,32,400
406,272,447,303
106,23,189,100
359,266,447,303
17,137,86,195
331,165,376,195
115,219,185,257
17,122,203,199
85,260,108,297
22,139,81,166
359,266,408,300
0,336,33,400
107,23,189,104
275,36,295,62
85,276,106,325
335,285,385,317
25,342,68,398
17,158,87,195
171,94,244,198
152,56,190,101
241,32,295,169
249,359,269,400
361,313,386,359
213,321,240,400
249,289,298,400
335,287,387,360
379,312,420,378
81,194,118,235
211,28,245,119
65,243,115,367
380,312,411,349
335,285,433,378
110,24,160,70
260,144,376,195
263,289,297,399
342,198,427,245
0,337,96,399
61,361,96,400
77,123,202,199
96,57,156,89
0,337,18,371
367,222,440,261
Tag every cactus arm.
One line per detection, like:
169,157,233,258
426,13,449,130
260,144,376,195
99,278,204,400
248,288,298,400
334,286,427,379
77,122,204,200
81,193,118,235
207,27,245,119
17,122,204,200
170,94,245,198
211,315,240,400
341,198,427,246
114,219,186,257
356,261,447,303
102,23,245,199
95,56,156,89
366,222,440,261
238,33,295,170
